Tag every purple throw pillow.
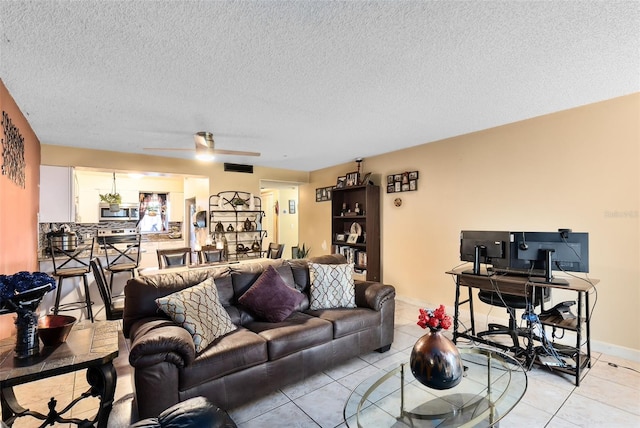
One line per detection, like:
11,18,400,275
238,265,305,322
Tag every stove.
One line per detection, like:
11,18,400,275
97,228,138,237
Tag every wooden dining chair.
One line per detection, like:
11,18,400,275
157,247,192,269
267,243,285,259
198,245,225,264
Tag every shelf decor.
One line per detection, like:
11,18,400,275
209,191,267,261
386,170,418,193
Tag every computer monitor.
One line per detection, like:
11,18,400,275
510,230,589,285
459,231,512,275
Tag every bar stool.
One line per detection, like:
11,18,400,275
49,236,95,322
99,233,142,292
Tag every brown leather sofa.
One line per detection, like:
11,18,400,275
123,255,396,419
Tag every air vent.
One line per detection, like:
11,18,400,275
224,163,253,173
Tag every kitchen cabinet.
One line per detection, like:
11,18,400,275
39,165,75,223
169,192,185,222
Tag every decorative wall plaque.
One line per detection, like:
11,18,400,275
1,111,26,188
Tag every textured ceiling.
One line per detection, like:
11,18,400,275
0,1,638,172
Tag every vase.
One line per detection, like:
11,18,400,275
410,329,463,390
14,308,39,359
7,284,53,359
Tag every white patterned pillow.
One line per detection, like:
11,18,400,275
308,263,356,310
156,277,236,353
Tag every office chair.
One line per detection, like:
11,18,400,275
157,247,192,269
90,258,124,320
476,287,550,355
267,243,285,259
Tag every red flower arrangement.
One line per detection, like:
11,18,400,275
417,305,452,331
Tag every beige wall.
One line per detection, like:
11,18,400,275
301,94,640,354
0,79,41,338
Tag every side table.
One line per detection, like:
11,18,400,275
0,321,119,427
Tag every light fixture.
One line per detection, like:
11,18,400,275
194,132,215,161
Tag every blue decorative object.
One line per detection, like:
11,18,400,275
0,272,56,358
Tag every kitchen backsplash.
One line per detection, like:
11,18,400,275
39,221,183,252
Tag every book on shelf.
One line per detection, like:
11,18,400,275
333,246,367,268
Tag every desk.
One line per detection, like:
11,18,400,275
0,321,119,427
446,268,597,386
344,347,527,427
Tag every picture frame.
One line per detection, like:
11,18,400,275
359,172,372,186
346,171,360,187
336,176,346,188
316,186,333,202
335,233,346,242
289,199,296,214
347,234,359,244
386,170,419,193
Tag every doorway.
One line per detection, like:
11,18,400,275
260,180,300,259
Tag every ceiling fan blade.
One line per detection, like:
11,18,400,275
143,147,194,151
212,149,261,157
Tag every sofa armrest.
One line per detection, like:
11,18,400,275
129,317,196,369
354,280,395,311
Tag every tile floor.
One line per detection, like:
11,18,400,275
5,299,640,427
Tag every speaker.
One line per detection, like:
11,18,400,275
224,163,254,173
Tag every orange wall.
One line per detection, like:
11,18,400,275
0,79,41,338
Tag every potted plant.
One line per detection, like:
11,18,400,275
294,243,310,259
99,192,122,212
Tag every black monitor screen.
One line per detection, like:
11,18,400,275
460,231,511,274
509,231,589,283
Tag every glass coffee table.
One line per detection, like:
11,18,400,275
344,346,527,427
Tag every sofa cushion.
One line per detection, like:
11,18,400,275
245,312,333,360
181,327,268,389
306,307,382,339
230,261,295,301
156,277,236,353
308,263,356,310
238,265,305,322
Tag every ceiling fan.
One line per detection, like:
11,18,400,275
143,131,261,160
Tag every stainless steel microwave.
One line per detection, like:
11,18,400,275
99,203,139,222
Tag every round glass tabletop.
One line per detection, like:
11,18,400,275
344,346,527,427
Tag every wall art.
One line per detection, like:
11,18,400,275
386,170,418,193
1,111,26,188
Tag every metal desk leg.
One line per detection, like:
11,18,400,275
453,277,461,344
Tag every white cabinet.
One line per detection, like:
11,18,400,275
39,165,75,223
169,192,184,222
